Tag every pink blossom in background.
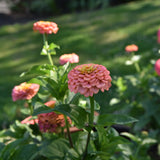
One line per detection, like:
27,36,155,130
157,29,160,43
12,82,40,101
155,59,160,76
38,112,71,133
33,21,59,34
21,116,38,125
59,53,79,65
44,100,56,108
125,44,138,52
68,64,112,97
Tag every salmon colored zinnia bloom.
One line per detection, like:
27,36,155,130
68,64,112,97
155,59,160,76
59,53,79,65
125,44,138,52
38,112,71,133
21,116,38,125
12,82,40,101
33,21,59,34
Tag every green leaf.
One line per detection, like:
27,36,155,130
48,43,60,55
0,143,5,152
33,102,51,115
66,148,80,160
10,144,39,160
40,43,60,55
20,64,55,77
40,138,69,159
0,138,28,160
120,132,141,143
68,92,82,105
141,138,157,145
54,104,88,128
40,45,48,55
74,132,88,155
4,120,33,139
97,114,138,126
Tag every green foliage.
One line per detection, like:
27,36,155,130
41,43,60,56
1,0,160,159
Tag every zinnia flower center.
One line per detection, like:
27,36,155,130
18,83,32,90
77,64,96,74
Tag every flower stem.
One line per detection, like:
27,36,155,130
82,96,94,160
134,62,140,73
43,34,54,65
27,100,33,115
64,115,73,148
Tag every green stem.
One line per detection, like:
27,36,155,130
82,96,95,160
43,34,54,65
134,62,140,73
64,115,73,148
27,100,33,115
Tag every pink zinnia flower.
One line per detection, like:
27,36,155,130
155,59,160,76
157,29,160,44
68,64,112,97
12,82,40,101
33,21,59,34
21,116,38,125
44,100,56,108
59,53,79,65
38,112,71,133
125,44,138,52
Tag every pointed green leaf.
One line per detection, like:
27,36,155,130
120,132,141,143
40,138,69,159
33,102,51,116
98,114,138,126
48,43,60,55
10,144,39,160
20,64,55,77
40,45,48,55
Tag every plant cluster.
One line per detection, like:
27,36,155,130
0,20,159,160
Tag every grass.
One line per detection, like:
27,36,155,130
0,0,160,126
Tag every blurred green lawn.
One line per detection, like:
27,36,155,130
0,0,160,126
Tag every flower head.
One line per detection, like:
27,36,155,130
155,59,160,76
68,64,112,97
33,21,59,34
59,53,79,65
38,112,71,133
44,100,56,108
21,116,38,125
125,44,138,52
12,82,40,101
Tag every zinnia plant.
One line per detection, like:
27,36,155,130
125,44,141,73
68,63,112,159
6,20,139,160
33,20,60,65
